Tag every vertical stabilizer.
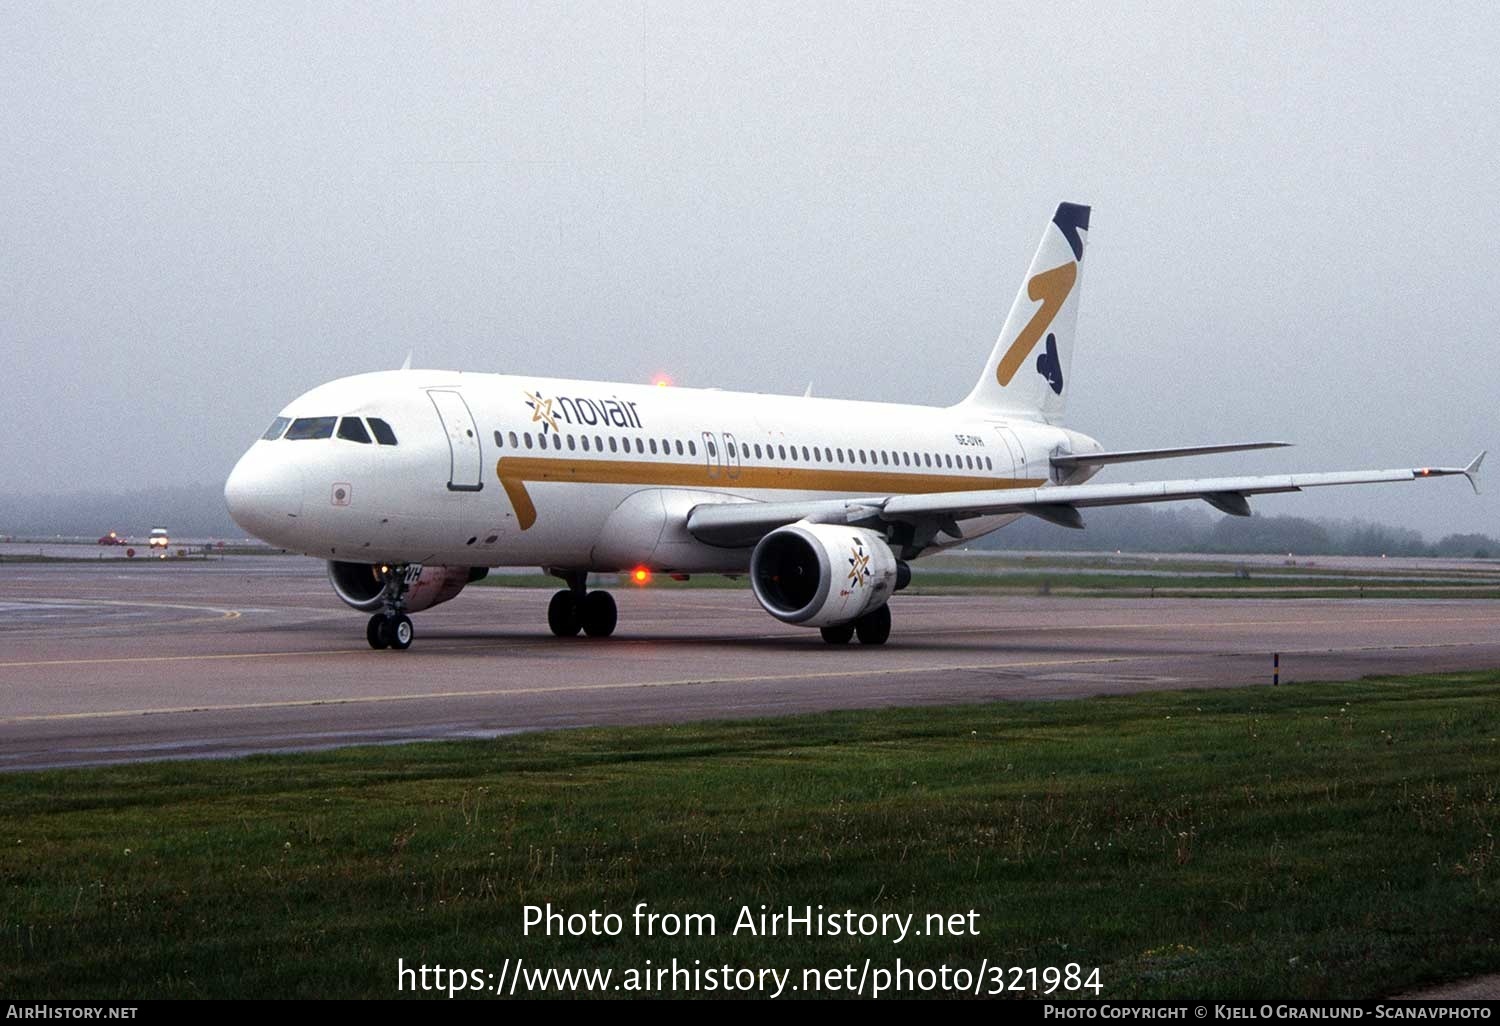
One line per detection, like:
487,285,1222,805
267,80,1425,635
957,202,1089,423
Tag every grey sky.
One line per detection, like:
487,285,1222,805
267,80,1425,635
3,2,1495,536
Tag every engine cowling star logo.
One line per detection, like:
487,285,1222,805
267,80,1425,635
847,541,872,589
524,390,559,434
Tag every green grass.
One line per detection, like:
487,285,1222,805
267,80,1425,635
3,673,1499,999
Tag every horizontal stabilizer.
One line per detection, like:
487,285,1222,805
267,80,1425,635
1051,441,1291,470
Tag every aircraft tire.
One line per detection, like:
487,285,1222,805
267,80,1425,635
855,604,891,646
580,590,618,638
367,614,389,650
548,590,581,637
819,623,855,645
383,614,414,650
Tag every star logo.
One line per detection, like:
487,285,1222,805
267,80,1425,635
524,390,559,434
847,541,872,589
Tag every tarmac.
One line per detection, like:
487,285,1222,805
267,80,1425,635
3,555,1500,770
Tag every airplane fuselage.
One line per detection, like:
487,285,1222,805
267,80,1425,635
225,370,1103,572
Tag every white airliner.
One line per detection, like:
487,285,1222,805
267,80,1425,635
224,203,1484,651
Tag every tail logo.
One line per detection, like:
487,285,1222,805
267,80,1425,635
1035,333,1064,394
994,260,1076,387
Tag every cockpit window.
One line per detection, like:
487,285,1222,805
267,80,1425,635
337,417,372,444
368,418,398,446
284,417,337,440
261,416,291,441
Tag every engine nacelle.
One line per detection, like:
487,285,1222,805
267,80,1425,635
749,524,898,628
327,561,486,613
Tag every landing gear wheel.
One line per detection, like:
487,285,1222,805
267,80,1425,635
820,623,855,645
367,614,389,650
580,590,618,638
381,614,414,650
548,590,581,637
855,604,891,646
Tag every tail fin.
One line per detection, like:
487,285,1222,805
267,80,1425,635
957,202,1089,423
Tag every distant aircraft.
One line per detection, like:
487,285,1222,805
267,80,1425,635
224,204,1484,650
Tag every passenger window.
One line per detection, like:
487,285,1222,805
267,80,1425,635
689,440,697,456
945,454,953,468
824,447,832,462
524,433,533,449
778,445,786,459
812,447,821,462
836,448,844,462
754,443,763,459
368,418,398,446
635,438,645,454
708,439,718,457
509,431,519,448
567,435,577,451
608,437,618,452
337,418,372,444
676,440,684,456
493,430,504,448
661,438,670,454
727,441,736,458
261,416,290,440
581,436,591,451
285,417,337,440
595,435,603,451
924,453,932,467
650,439,658,455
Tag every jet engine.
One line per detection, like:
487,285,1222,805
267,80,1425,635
327,561,487,613
749,524,900,628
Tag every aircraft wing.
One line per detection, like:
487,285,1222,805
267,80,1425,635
685,453,1485,548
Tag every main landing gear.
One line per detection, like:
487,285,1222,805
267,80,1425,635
547,570,617,638
366,565,415,651
819,604,891,646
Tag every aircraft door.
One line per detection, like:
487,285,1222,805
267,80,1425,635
992,426,1024,479
723,433,741,480
702,431,722,479
428,390,484,492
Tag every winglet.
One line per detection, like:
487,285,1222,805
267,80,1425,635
1464,450,1486,495
399,351,413,371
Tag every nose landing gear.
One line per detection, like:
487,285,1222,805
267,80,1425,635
366,565,417,651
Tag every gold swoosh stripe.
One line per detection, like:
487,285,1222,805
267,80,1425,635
995,260,1076,386
495,456,1045,531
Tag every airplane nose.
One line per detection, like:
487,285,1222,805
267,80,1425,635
225,445,305,542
